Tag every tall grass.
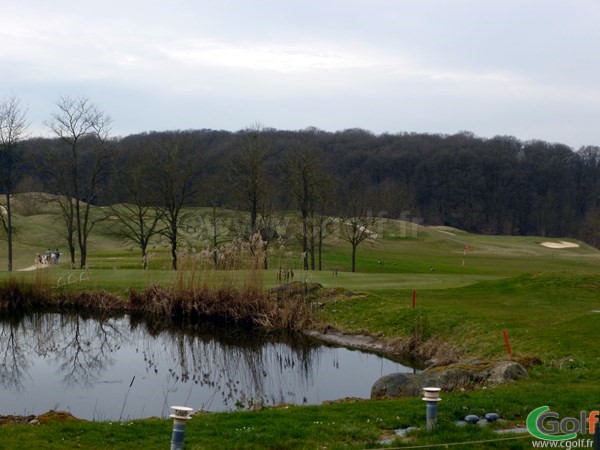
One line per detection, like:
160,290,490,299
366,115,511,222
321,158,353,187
129,283,313,329
0,233,316,330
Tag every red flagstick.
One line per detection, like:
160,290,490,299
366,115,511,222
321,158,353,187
503,330,512,355
412,290,416,309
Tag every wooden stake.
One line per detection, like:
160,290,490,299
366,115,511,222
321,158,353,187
503,330,512,355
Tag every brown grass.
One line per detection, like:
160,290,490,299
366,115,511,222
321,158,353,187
387,336,464,367
0,233,318,330
0,277,49,310
129,283,314,329
0,277,315,330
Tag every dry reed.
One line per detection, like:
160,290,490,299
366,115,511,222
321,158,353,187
0,233,317,330
0,280,316,331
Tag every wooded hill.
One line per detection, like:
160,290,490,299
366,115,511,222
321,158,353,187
14,127,600,246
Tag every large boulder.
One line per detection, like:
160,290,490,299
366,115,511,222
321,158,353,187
371,373,421,398
371,369,474,399
483,361,529,384
371,360,528,399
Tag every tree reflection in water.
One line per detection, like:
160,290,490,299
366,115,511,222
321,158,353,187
0,311,412,420
0,312,31,391
129,316,321,414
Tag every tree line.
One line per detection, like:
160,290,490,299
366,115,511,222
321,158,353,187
2,95,600,272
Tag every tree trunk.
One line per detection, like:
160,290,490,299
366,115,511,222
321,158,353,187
67,208,76,269
171,248,177,270
251,199,258,234
302,216,308,270
80,247,87,269
68,244,76,269
76,199,85,269
142,248,147,270
309,225,316,270
317,226,323,271
171,235,178,270
351,244,357,273
5,193,12,272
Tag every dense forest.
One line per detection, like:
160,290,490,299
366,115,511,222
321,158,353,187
2,95,600,270
16,128,598,240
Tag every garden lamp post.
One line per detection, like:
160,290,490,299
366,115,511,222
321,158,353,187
422,387,441,431
170,406,193,450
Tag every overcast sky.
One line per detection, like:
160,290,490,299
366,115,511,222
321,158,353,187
2,0,599,148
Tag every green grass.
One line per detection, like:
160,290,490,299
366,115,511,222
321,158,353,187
1,195,600,448
317,273,600,362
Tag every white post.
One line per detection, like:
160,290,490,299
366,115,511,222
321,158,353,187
422,387,441,431
170,406,193,450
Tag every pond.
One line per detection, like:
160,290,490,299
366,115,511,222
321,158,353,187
0,311,416,421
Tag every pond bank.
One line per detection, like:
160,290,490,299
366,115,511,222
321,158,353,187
304,329,533,400
0,279,315,330
303,328,462,369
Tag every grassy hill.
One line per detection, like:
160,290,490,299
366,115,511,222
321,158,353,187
2,194,600,356
1,194,600,448
3,192,599,276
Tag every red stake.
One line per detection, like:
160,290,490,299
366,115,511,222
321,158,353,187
412,290,416,309
503,330,512,355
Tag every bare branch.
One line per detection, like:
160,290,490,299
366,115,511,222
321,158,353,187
0,96,28,149
44,95,112,146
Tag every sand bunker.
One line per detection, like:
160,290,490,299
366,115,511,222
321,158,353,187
540,241,580,249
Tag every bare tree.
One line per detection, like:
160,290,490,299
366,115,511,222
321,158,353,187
0,319,30,390
256,195,280,270
314,205,336,271
202,181,230,269
229,127,271,237
0,96,28,271
338,178,379,273
109,159,164,270
149,132,199,270
44,96,112,269
281,140,327,270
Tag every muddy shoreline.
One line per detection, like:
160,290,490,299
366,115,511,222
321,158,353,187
304,330,395,356
303,326,467,371
302,329,435,369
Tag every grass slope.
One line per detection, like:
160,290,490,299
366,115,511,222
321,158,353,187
0,195,599,448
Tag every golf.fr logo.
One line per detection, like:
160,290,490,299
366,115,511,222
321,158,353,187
527,406,598,441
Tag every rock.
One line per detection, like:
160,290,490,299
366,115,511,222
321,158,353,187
371,373,421,398
419,368,474,391
0,415,36,425
395,426,418,437
371,360,529,399
485,412,500,422
465,415,480,424
36,410,84,424
371,369,474,399
484,361,529,384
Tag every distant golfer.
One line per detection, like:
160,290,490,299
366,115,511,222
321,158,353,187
54,249,60,264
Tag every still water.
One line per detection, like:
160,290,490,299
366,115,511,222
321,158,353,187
0,312,414,421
